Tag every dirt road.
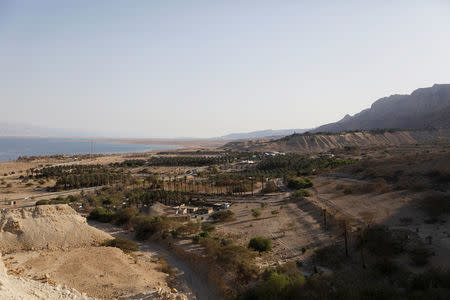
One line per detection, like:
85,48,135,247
91,222,220,300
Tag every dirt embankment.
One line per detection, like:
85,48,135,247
222,129,450,153
0,204,111,253
0,253,96,300
0,205,185,299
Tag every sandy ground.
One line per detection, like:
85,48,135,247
90,221,220,300
3,247,169,299
309,175,450,268
214,197,334,264
0,204,186,299
0,253,96,300
0,205,111,253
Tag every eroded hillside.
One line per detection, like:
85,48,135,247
222,129,450,153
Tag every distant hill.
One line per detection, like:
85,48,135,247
220,128,310,140
314,84,450,133
222,128,450,153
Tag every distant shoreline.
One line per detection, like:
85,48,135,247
0,135,229,148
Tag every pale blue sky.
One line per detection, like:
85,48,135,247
1,1,449,138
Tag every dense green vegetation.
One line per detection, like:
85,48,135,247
258,154,356,173
29,164,134,190
147,156,232,166
248,236,272,252
287,177,313,189
210,210,235,222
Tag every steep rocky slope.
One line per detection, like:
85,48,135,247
222,129,450,153
314,84,450,133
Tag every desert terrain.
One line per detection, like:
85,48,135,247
0,133,449,299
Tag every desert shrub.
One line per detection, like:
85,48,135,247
114,206,139,226
102,238,138,252
426,170,450,184
48,196,70,204
419,193,450,218
192,231,211,243
409,246,433,266
271,210,279,215
262,181,279,193
176,221,200,236
287,177,313,189
292,189,312,198
217,243,258,284
400,217,413,225
210,210,235,222
132,216,169,240
35,199,50,206
260,202,268,209
88,207,115,223
251,209,262,218
409,268,450,291
201,222,216,232
157,258,175,277
373,258,399,276
313,244,345,269
241,263,305,300
364,225,403,257
248,236,272,252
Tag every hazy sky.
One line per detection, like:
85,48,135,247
1,1,449,138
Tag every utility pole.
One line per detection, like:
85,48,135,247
359,227,366,269
343,220,349,257
90,140,94,159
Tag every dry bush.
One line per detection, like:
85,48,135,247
102,238,138,253
313,244,345,269
210,210,235,222
419,193,450,218
262,181,280,193
339,179,390,195
157,257,175,277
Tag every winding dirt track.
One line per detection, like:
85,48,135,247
91,222,220,300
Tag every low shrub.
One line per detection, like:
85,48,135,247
241,262,305,300
201,222,216,232
292,189,312,198
210,210,235,222
157,258,175,277
251,209,262,218
364,225,403,257
88,207,115,223
409,246,433,266
373,258,398,276
192,231,211,243
176,221,200,236
132,216,169,240
287,177,313,189
102,238,138,253
35,199,50,206
419,193,450,218
114,207,138,226
313,244,345,269
262,181,280,193
248,236,272,252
